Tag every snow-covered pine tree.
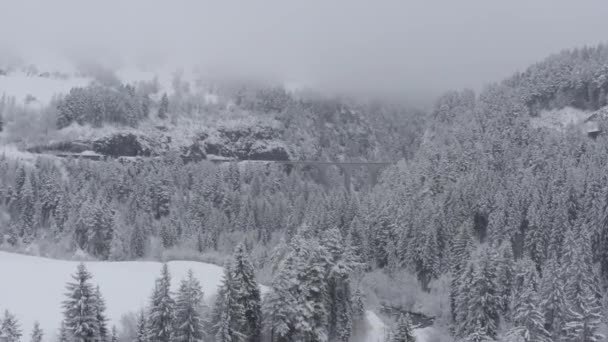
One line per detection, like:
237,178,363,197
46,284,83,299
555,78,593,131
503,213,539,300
540,254,567,340
504,260,550,342
293,238,330,342
351,288,366,334
450,221,474,324
392,314,416,342
57,321,70,342
175,270,205,342
135,310,148,342
18,175,36,241
110,327,117,342
322,228,357,342
158,94,169,119
62,264,100,342
148,264,176,342
562,229,603,342
230,243,262,342
0,310,22,342
130,224,146,259
94,285,109,342
29,322,43,342
496,243,514,319
211,265,245,342
460,248,500,340
262,252,297,342
564,287,603,342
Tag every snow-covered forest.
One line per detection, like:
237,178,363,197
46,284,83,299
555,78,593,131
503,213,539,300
5,1,608,340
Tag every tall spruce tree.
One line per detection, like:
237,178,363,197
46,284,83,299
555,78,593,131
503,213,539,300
158,94,169,119
211,265,245,342
562,229,603,342
540,255,568,340
0,310,22,342
230,244,262,342
135,310,148,342
62,264,99,342
505,261,551,342
175,270,205,342
148,264,176,342
458,248,500,341
57,321,70,342
262,252,297,342
94,285,109,342
392,314,416,342
29,322,43,342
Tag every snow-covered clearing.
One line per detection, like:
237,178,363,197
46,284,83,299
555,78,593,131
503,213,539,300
0,252,412,342
0,252,225,339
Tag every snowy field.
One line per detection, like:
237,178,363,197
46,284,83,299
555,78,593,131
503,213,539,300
0,252,406,342
0,252,225,339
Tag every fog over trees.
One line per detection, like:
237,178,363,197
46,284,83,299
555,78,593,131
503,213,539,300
3,1,608,342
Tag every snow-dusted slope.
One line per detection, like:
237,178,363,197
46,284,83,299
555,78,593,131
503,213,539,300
0,252,225,339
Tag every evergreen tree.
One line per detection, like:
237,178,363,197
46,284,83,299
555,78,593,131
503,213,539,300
158,94,169,119
148,264,176,342
29,322,43,342
564,287,604,342
262,253,297,342
458,248,500,340
392,314,416,342
62,264,99,342
211,265,245,342
142,94,151,118
175,270,205,342
450,222,474,324
230,244,262,342
505,261,551,342
135,310,148,342
496,243,514,318
57,321,70,342
18,176,36,241
110,327,118,342
540,255,567,340
562,229,603,342
94,285,109,342
0,310,22,342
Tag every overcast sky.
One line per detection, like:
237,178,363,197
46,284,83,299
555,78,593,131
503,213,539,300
1,0,607,104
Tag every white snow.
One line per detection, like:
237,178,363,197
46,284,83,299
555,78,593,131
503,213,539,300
364,311,388,342
531,106,592,131
0,251,431,342
0,252,226,339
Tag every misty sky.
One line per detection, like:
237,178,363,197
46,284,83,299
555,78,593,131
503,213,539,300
1,0,607,104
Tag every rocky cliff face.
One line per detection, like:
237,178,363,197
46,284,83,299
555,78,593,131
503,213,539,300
28,123,291,162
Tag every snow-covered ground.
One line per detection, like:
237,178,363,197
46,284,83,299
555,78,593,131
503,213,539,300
0,252,413,342
0,252,225,339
